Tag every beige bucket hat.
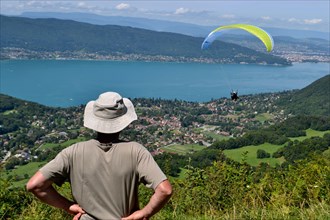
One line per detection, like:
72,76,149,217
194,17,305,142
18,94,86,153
84,92,137,133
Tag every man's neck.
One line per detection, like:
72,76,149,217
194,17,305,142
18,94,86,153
96,132,120,144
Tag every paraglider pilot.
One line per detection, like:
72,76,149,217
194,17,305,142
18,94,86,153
231,90,239,101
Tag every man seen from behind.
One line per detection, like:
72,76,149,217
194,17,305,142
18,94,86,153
27,91,172,220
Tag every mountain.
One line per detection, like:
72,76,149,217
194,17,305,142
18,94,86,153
218,34,329,60
21,12,210,38
15,13,330,62
277,74,330,116
0,15,289,65
20,12,330,40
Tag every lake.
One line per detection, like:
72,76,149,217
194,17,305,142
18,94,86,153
0,60,329,107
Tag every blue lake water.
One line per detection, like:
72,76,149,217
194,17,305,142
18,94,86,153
0,60,329,107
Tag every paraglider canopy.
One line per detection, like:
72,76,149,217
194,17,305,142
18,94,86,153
201,24,274,52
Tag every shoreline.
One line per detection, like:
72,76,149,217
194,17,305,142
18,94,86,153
0,57,294,66
1,47,292,66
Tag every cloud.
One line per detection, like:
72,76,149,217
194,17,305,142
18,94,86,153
304,18,322,24
288,17,299,23
222,14,236,19
261,16,271,20
0,1,327,32
76,2,97,10
174,7,191,15
288,17,323,25
77,2,86,7
116,3,131,11
26,1,37,6
0,1,99,14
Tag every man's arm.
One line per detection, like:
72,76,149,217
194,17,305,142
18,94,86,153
122,179,172,220
26,171,85,219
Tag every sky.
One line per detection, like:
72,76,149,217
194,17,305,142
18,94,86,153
1,0,329,32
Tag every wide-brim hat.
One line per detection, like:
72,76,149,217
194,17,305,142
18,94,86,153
84,92,137,133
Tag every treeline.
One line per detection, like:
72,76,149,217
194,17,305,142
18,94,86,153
274,134,330,164
0,15,290,65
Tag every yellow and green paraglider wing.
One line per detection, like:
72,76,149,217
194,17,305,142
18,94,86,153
201,24,274,52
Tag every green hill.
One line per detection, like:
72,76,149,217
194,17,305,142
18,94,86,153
0,15,290,65
276,74,330,116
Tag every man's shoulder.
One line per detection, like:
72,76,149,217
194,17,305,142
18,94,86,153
68,139,95,147
119,140,141,145
115,141,148,154
119,141,145,148
62,139,96,153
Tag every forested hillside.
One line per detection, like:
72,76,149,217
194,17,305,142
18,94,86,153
0,15,290,65
276,74,330,116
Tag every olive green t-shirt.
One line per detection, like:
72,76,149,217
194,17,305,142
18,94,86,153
39,139,167,220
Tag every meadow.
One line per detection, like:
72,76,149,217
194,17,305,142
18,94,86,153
161,144,206,155
289,128,330,141
223,143,285,166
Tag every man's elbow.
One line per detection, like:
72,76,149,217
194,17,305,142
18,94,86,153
159,180,173,198
163,185,173,197
26,171,48,193
164,188,172,199
26,178,38,193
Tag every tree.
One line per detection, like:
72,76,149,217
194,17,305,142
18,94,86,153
257,149,270,159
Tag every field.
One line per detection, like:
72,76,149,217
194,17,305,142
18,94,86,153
196,125,231,142
203,131,230,142
289,128,330,141
224,143,285,167
161,144,206,155
255,113,274,123
1,162,46,187
224,128,330,167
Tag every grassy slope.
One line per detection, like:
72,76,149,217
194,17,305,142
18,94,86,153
224,143,285,166
1,162,46,187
